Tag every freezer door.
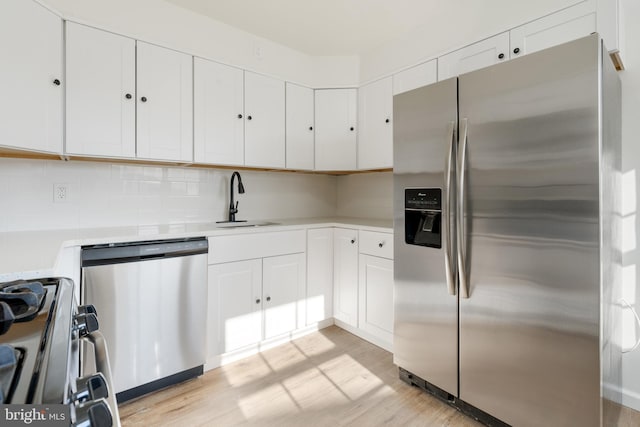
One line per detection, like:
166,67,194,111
458,35,601,426
393,78,458,396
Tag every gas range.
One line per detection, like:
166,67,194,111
0,277,119,426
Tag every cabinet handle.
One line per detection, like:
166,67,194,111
350,239,356,244
237,114,243,119
378,242,384,248
255,298,261,304
350,127,354,131
266,296,271,302
140,96,148,103
513,47,521,55
385,118,390,123
309,126,313,131
53,79,61,86
247,115,252,121
125,93,132,100
498,53,505,60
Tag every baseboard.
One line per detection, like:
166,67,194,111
333,319,393,352
603,381,640,412
204,318,334,371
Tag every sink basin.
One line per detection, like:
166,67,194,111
215,221,281,229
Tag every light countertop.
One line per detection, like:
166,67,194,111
0,217,393,279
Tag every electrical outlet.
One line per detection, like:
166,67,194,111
53,183,69,203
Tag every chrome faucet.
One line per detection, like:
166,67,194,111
227,171,245,222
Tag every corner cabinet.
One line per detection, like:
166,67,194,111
194,58,245,166
306,228,334,325
66,23,193,162
0,0,63,154
314,89,357,171
357,77,393,170
244,72,286,168
333,228,359,327
286,83,315,170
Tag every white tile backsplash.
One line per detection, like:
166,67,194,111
0,158,338,232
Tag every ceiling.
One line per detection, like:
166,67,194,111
163,0,439,56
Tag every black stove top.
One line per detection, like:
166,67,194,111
0,278,70,405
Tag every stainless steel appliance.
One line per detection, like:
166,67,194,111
0,277,119,426
393,34,621,426
81,237,208,402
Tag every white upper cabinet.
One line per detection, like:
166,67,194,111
136,41,193,162
244,71,285,168
393,59,438,95
194,58,244,166
66,23,136,158
358,76,393,170
0,0,62,154
285,83,315,170
438,32,510,81
510,2,596,58
314,89,357,171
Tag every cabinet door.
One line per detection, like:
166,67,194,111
333,228,359,327
66,23,136,158
358,254,394,349
510,3,596,58
393,59,438,95
137,41,193,162
286,83,315,170
194,58,244,165
0,0,62,154
263,253,306,339
315,89,357,171
208,259,262,356
438,32,510,81
358,77,393,170
306,228,334,325
244,71,285,168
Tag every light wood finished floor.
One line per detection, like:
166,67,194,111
120,326,640,427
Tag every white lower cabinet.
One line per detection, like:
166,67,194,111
333,228,359,327
206,231,306,368
306,228,334,325
208,259,262,356
358,254,394,350
263,253,306,339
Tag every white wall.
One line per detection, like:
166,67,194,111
359,0,585,83
619,0,640,411
40,0,359,88
335,172,393,219
0,158,336,232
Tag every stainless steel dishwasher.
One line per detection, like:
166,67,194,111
81,237,208,402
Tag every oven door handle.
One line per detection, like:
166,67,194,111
83,331,121,427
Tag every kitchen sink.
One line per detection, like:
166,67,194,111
215,221,281,229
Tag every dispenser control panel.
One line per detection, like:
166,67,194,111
405,188,441,210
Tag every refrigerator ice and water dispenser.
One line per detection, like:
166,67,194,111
404,188,441,249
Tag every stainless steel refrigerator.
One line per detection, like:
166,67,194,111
393,34,622,426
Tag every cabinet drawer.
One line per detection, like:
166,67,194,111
358,231,393,259
208,230,305,264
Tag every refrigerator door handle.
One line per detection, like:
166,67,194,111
444,121,457,296
458,118,470,299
